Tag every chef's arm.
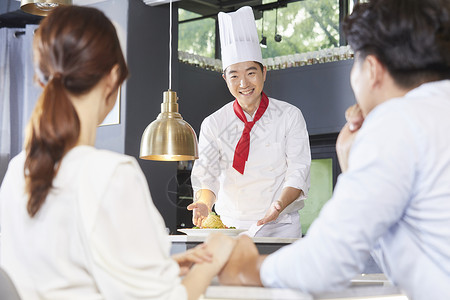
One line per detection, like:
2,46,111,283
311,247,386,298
276,187,302,212
257,187,302,225
194,189,216,211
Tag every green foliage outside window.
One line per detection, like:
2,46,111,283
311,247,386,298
258,0,340,58
178,0,346,59
299,158,333,236
178,10,216,58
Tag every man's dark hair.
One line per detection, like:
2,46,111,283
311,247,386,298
255,61,264,72
343,0,450,88
223,61,265,76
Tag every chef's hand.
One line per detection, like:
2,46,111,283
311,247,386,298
336,104,365,172
256,200,282,226
219,235,265,286
187,202,210,227
172,243,213,276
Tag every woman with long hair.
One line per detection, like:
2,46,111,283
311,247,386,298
0,6,234,300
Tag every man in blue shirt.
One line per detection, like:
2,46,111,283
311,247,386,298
218,1,450,299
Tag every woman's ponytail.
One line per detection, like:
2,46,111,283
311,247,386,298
24,75,80,217
24,6,128,218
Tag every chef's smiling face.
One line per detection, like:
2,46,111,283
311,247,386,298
223,61,267,108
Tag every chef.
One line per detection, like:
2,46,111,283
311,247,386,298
188,6,311,238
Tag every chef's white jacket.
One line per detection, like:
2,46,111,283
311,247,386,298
0,146,187,300
191,97,311,230
260,80,450,300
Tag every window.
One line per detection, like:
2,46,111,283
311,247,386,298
178,0,356,71
257,0,340,58
178,9,215,58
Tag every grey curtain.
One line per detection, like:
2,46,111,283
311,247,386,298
0,25,40,184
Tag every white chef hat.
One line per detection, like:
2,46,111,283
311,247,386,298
218,6,263,71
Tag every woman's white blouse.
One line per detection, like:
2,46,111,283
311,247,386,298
0,146,187,300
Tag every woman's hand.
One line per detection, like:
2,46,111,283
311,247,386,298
204,233,236,268
256,201,282,226
172,243,213,276
180,233,236,300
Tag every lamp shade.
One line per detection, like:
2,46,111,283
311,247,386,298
140,90,198,161
21,0,72,16
260,36,267,48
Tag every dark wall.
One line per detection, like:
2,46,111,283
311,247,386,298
178,60,357,137
265,60,356,135
126,0,179,234
177,63,231,135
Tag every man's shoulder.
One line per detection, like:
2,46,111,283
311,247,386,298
203,101,235,123
212,101,235,115
268,97,298,108
267,97,302,117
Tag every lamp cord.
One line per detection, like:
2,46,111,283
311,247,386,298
261,11,264,36
169,0,172,90
275,8,278,35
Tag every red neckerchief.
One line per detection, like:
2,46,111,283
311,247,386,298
232,92,269,174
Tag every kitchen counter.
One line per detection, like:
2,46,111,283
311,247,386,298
170,235,298,255
171,235,400,299
202,284,407,300
170,234,382,273
201,274,408,300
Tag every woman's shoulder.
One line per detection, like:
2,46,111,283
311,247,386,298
89,148,136,165
67,146,135,165
60,146,141,184
0,152,27,189
7,151,26,169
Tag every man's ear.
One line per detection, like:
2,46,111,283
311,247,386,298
222,73,227,82
365,55,386,90
262,66,267,82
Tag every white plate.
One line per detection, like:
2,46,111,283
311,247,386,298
177,228,246,236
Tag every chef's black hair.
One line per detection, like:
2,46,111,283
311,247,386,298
223,61,265,76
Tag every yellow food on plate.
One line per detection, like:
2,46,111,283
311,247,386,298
201,212,226,229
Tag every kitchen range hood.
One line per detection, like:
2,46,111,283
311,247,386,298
143,0,181,6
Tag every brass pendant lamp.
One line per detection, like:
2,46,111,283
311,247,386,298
20,0,72,16
140,0,198,161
